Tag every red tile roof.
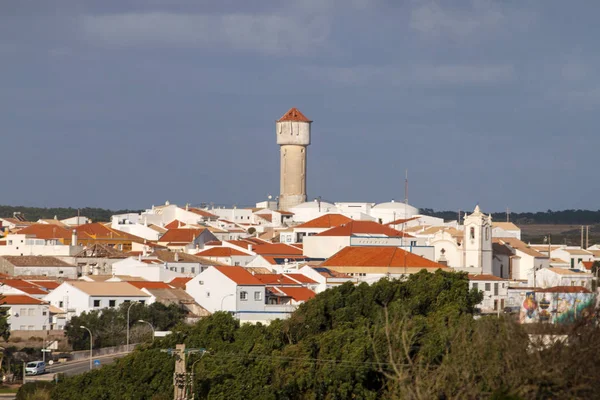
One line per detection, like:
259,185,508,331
284,273,317,284
169,277,193,289
276,286,316,302
536,286,591,293
28,280,61,290
213,266,264,286
385,217,420,226
256,214,273,223
195,247,249,257
188,208,218,218
252,243,303,256
15,224,72,240
316,221,413,238
278,107,311,123
322,246,448,270
0,295,47,305
127,281,173,290
75,223,144,242
0,279,49,295
158,228,205,244
164,220,186,229
254,274,301,285
295,214,353,229
581,261,594,271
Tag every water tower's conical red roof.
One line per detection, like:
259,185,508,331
278,107,312,122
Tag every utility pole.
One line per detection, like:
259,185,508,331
581,226,584,249
161,344,207,400
506,207,510,223
586,225,590,249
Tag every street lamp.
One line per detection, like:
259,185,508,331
220,294,234,311
79,325,93,371
126,301,138,352
137,320,155,342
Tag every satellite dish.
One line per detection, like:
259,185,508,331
48,360,54,365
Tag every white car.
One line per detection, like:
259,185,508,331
25,361,46,376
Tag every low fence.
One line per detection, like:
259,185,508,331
68,343,139,362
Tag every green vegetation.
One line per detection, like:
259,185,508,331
421,208,600,225
64,302,186,351
16,271,600,399
0,205,142,223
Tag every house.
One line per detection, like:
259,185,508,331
492,242,515,279
74,223,145,252
194,247,255,266
469,274,509,314
156,228,217,252
111,257,187,282
531,267,593,290
44,281,151,319
0,233,80,257
140,287,211,323
149,250,219,275
0,256,79,279
494,238,549,281
303,220,422,259
1,295,51,331
266,286,316,305
287,214,353,243
298,265,358,293
549,248,594,270
169,277,193,289
0,279,51,299
492,222,521,240
320,246,450,283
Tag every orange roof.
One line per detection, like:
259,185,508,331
213,266,264,285
15,224,72,240
284,273,317,284
28,280,61,290
252,243,303,256
254,274,301,285
295,214,353,229
278,107,311,123
536,286,591,293
322,246,448,270
188,208,218,218
316,221,413,237
276,286,316,302
256,214,273,222
158,228,205,244
164,220,186,229
0,295,47,305
169,277,192,289
582,261,594,271
75,223,144,242
195,247,249,257
127,281,173,290
385,217,420,226
0,279,49,295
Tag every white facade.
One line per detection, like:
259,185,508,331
550,248,594,269
0,234,82,257
530,268,593,290
111,257,187,281
4,299,50,331
369,201,419,224
469,276,509,314
44,282,151,319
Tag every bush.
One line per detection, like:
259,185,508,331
16,381,54,400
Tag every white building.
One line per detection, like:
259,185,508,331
0,234,81,257
492,222,521,240
44,281,151,319
1,295,51,331
0,256,79,279
111,257,188,282
469,274,508,314
298,266,358,293
530,267,593,290
496,238,550,281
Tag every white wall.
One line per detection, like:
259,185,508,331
186,269,237,313
112,258,186,281
14,266,78,279
303,236,349,258
7,303,49,331
0,235,82,257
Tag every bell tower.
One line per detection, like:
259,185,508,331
463,205,493,274
276,107,311,211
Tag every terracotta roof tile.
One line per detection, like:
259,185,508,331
322,246,449,270
164,220,186,229
68,281,150,297
169,277,193,289
284,273,317,284
276,286,316,302
278,107,311,123
213,266,264,286
254,274,300,285
0,256,73,267
188,208,218,218
158,228,205,244
316,221,413,238
15,224,72,240
252,243,303,256
0,295,47,305
295,214,353,229
536,286,591,293
195,247,250,257
582,261,594,271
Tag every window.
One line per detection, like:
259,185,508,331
7,240,12,245
42,311,47,316
191,267,195,274
234,262,240,266
206,292,210,298
240,291,248,301
485,283,491,291
493,300,498,311
500,264,504,277
472,283,479,291
58,301,63,308
19,308,26,316
254,291,262,301
470,227,475,239
42,325,46,331
28,325,34,330
180,267,184,273
139,300,145,305
571,281,575,286
19,326,25,330
28,308,35,316
109,300,116,307
93,300,101,307
581,280,586,286
198,281,204,285
410,241,417,246
485,227,490,240
494,283,498,296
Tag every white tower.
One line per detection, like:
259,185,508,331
276,107,312,211
463,205,493,274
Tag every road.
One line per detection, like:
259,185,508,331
27,351,131,381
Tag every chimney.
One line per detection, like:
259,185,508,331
186,203,189,211
71,230,78,246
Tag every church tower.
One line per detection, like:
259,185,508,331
463,205,493,274
277,107,311,211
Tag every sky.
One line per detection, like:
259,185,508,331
1,0,598,212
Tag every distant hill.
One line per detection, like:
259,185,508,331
420,208,600,225
0,205,143,223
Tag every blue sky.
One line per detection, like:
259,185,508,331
1,0,597,212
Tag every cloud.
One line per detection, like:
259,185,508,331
409,0,504,39
81,12,330,55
